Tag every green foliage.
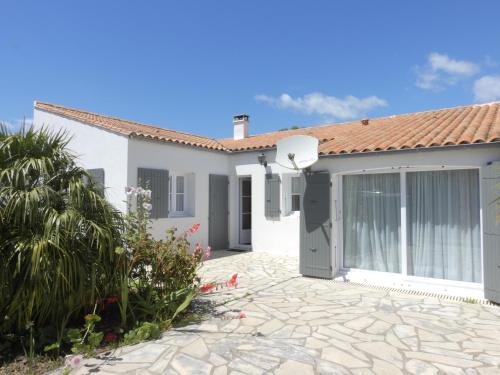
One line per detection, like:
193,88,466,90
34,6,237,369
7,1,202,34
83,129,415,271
62,313,103,356
122,322,161,346
0,126,124,341
0,126,204,364
278,126,300,131
121,191,203,324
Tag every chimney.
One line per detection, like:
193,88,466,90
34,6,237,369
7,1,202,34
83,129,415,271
233,114,249,140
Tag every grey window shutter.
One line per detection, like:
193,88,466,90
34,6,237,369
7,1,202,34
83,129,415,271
482,161,500,303
265,173,281,219
86,168,105,194
137,168,169,219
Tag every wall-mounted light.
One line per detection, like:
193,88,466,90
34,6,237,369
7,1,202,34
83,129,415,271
257,153,267,167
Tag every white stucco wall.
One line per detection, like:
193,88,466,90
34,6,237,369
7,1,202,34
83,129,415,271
33,108,129,212
227,150,301,256
227,145,499,261
127,138,230,247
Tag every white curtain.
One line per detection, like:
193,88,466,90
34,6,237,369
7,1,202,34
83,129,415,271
406,170,481,283
343,173,401,273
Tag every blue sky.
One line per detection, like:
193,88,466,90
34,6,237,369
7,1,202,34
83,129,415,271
2,1,500,138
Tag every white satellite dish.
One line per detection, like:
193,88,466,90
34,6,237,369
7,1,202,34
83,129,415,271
275,135,319,170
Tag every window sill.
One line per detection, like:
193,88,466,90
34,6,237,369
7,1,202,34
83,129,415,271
282,212,300,220
168,213,195,219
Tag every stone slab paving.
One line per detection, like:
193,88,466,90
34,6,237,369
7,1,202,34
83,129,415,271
70,251,500,375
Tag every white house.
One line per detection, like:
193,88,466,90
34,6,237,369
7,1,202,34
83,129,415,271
33,101,500,301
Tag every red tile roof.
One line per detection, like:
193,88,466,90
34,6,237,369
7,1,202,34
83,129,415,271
35,101,500,156
35,101,226,151
219,102,500,155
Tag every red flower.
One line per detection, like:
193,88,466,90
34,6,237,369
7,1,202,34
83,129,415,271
199,283,215,293
105,296,119,305
226,273,238,288
104,331,119,344
189,223,201,234
239,311,247,319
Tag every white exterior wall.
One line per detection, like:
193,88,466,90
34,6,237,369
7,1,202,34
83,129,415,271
127,138,230,247
33,109,129,212
232,145,499,298
227,150,301,256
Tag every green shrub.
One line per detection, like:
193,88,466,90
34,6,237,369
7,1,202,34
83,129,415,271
0,126,207,364
120,189,204,325
122,322,161,345
0,126,124,347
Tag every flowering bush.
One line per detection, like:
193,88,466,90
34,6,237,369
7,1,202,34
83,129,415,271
118,187,209,326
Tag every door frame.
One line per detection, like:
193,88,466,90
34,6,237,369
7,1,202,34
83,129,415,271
239,176,252,245
333,165,485,297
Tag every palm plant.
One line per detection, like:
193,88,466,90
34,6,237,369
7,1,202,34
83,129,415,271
0,125,124,340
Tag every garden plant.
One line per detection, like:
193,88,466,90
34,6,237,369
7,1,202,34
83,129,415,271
0,126,209,373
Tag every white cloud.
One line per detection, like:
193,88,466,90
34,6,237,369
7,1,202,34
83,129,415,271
474,75,500,103
0,118,33,131
255,92,387,120
416,52,479,90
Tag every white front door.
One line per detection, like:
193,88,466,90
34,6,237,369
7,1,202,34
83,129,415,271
239,177,252,245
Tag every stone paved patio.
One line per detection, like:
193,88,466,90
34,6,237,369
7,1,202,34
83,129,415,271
71,251,500,374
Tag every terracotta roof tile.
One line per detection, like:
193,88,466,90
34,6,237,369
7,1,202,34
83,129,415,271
35,101,500,156
219,102,500,155
35,101,226,151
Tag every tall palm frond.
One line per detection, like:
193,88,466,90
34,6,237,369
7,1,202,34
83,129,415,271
0,126,124,334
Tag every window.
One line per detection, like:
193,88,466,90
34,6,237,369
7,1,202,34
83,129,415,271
341,168,481,283
283,174,302,215
290,176,301,212
176,176,185,212
169,173,187,214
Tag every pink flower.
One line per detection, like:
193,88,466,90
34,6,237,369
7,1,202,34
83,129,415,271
65,354,83,369
192,244,202,258
204,246,211,259
199,283,215,293
189,223,201,234
125,186,136,196
239,311,247,319
226,273,238,288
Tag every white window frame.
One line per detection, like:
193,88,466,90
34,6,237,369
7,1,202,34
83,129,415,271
335,165,484,295
282,173,301,217
169,173,187,216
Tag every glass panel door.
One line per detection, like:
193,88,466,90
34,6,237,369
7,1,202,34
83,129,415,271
239,178,252,245
343,173,401,273
406,169,481,282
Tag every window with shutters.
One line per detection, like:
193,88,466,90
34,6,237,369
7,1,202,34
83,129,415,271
168,172,195,217
283,174,302,216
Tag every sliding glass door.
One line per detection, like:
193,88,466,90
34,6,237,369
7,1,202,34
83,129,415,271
342,169,482,283
343,173,401,273
406,170,481,282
